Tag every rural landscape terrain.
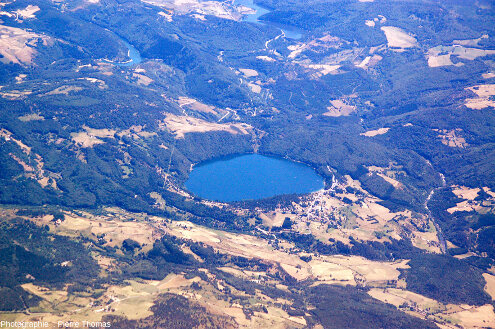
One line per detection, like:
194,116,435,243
1,0,495,328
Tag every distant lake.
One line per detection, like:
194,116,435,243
102,32,142,66
117,39,142,66
234,0,303,39
185,154,324,202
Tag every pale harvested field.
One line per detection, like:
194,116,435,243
41,85,83,96
239,68,259,78
18,113,44,122
260,211,296,227
428,54,455,68
105,280,163,319
452,46,495,61
257,55,276,62
427,46,459,68
80,77,107,89
483,187,495,198
168,220,415,286
133,73,154,86
465,84,495,110
9,153,34,172
16,5,40,19
428,46,495,68
380,26,417,48
21,283,69,304
225,304,307,328
453,251,477,260
223,305,306,329
158,11,174,22
368,287,443,311
218,266,250,279
324,99,355,116
438,304,495,329
365,20,375,27
0,129,60,189
447,200,484,214
280,263,312,281
483,273,495,300
12,205,492,329
0,89,33,100
178,96,217,114
467,84,495,98
15,73,27,83
320,256,409,285
288,34,343,60
199,274,306,329
160,113,252,138
307,64,341,76
50,212,159,248
157,273,200,289
71,126,118,147
16,272,305,329
248,82,261,93
446,185,488,213
377,172,403,188
71,124,157,147
308,260,355,284
361,127,390,137
71,131,105,147
352,200,440,253
370,289,495,328
452,186,481,200
287,44,306,59
412,229,442,254
82,125,116,138
351,198,397,223
164,270,306,329
434,129,467,148
167,222,326,281
453,34,488,47
218,266,267,282
173,221,222,243
0,25,51,65
117,125,157,138
356,54,382,69
465,98,495,110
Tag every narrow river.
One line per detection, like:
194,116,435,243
102,0,302,66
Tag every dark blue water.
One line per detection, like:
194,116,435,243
234,0,303,39
185,154,324,202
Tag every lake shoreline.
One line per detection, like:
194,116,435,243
185,153,325,202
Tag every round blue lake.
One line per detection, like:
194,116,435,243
185,154,324,202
